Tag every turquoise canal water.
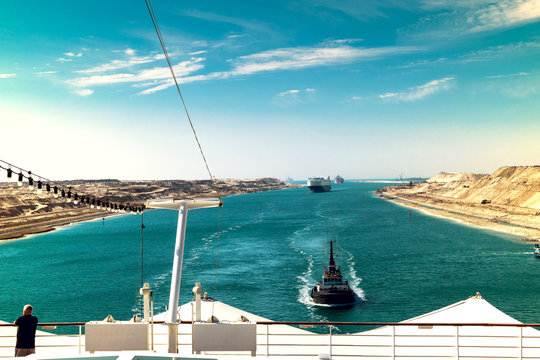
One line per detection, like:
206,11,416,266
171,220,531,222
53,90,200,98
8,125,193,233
1,182,538,331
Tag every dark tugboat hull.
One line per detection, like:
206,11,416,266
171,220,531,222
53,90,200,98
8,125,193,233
311,289,356,305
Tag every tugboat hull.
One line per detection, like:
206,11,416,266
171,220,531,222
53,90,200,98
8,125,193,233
311,289,355,305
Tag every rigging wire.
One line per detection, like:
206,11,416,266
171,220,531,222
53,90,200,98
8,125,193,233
211,207,223,317
134,212,146,315
144,0,221,200
144,0,225,307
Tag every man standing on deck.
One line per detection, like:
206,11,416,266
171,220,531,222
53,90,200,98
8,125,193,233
14,304,38,357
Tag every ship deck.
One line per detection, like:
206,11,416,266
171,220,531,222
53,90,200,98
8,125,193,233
1,294,539,359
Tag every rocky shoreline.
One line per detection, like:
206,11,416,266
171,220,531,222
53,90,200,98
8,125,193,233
376,166,540,243
0,178,301,241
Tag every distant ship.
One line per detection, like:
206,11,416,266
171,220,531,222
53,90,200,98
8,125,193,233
307,177,331,192
311,241,356,305
535,244,540,258
334,175,344,184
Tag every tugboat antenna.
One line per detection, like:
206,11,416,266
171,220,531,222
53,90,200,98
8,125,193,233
329,240,336,269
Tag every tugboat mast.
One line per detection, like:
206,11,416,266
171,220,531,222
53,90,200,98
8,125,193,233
329,241,336,270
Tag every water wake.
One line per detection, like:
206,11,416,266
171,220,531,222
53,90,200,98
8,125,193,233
336,244,367,301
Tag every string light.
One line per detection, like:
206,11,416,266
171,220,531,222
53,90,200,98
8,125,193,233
1,160,145,215
28,172,34,190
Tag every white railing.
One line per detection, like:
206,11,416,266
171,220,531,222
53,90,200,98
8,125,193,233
1,321,539,359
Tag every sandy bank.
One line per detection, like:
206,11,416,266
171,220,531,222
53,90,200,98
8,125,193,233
376,166,540,243
378,193,540,242
0,178,301,241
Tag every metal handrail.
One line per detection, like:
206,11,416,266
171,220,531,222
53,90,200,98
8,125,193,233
1,321,539,327
1,321,539,359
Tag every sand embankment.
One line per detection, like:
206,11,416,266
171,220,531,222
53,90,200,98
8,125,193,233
0,178,301,241
377,166,540,242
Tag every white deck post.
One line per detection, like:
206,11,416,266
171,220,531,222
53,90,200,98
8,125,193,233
144,198,222,354
166,202,188,353
167,203,188,323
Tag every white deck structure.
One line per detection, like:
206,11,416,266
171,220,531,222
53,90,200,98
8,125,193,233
1,292,539,359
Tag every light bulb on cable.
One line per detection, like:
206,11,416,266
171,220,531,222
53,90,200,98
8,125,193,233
28,172,34,190
36,180,43,194
17,172,23,187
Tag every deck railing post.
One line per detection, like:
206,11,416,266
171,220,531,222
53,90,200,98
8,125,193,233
329,325,333,359
266,324,269,357
520,326,523,360
456,326,460,360
78,325,82,354
392,326,395,360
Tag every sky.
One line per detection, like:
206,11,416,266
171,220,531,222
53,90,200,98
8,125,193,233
1,0,540,180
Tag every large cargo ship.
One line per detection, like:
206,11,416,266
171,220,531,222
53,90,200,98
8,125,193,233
334,175,344,183
307,177,331,192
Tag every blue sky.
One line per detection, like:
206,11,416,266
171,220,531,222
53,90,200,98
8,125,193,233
1,0,539,180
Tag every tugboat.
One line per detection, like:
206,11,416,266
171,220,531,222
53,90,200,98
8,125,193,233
334,175,344,184
311,241,355,305
534,244,540,258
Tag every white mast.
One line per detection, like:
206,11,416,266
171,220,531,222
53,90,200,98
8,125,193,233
145,198,222,353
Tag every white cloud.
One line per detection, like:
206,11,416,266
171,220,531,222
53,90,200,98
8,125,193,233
310,0,414,20
66,41,418,96
76,89,94,96
406,0,540,40
35,71,57,75
274,88,317,104
56,58,72,63
227,34,248,39
138,42,417,95
65,52,82,57
230,43,417,75
485,72,529,79
277,89,300,97
468,0,540,33
379,77,455,102
77,55,160,74
68,58,205,88
125,48,136,56
0,73,16,78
